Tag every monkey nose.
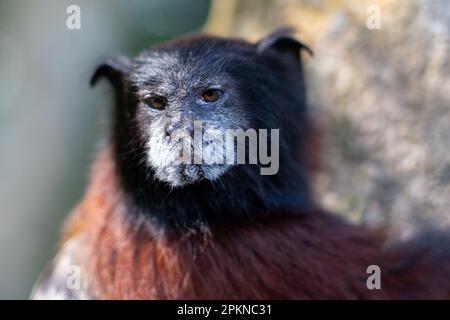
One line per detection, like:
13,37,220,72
164,122,194,142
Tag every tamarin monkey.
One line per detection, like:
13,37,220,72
32,29,450,299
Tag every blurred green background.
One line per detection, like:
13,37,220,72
0,0,210,299
1,0,449,299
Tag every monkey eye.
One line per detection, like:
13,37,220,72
201,89,222,103
144,96,167,110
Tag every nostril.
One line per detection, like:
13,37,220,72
165,131,171,142
165,125,174,142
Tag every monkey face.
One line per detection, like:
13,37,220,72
91,32,310,189
125,49,251,187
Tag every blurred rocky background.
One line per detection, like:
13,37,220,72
0,0,448,298
206,0,450,238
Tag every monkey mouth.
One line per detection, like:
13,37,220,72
155,163,229,187
147,124,234,187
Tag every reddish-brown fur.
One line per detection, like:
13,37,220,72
60,145,450,299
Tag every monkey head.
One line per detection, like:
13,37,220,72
91,29,312,190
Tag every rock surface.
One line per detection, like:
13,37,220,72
206,0,450,237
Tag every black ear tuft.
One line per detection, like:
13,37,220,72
257,28,313,61
90,56,131,87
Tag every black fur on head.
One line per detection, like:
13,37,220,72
91,29,314,232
